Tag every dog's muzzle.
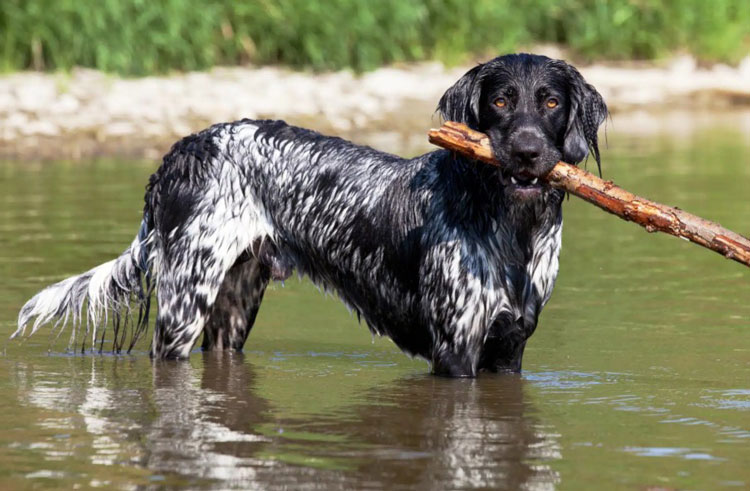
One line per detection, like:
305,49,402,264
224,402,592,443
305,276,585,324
495,129,559,199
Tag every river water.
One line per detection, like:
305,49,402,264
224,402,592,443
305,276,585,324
1,121,749,489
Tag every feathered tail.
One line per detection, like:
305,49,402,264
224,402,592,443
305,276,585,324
13,217,154,353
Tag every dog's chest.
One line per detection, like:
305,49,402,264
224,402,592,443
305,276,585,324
486,215,563,320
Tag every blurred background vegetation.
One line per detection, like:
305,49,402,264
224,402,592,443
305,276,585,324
1,0,749,75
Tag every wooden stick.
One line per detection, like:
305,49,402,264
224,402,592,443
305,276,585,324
428,121,750,268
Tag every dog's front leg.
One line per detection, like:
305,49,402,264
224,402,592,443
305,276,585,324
431,341,482,378
423,267,490,378
478,312,534,373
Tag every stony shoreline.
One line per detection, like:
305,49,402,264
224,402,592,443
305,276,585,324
2,55,750,161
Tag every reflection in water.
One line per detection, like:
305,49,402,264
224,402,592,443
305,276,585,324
322,374,561,490
13,356,150,471
10,354,275,487
147,352,271,485
11,353,561,489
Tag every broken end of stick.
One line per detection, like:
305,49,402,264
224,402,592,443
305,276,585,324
428,122,498,165
427,128,442,146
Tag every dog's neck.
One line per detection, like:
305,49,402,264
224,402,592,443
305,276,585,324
445,153,564,259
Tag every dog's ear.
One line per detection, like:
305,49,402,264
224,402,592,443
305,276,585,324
437,64,484,128
561,64,608,173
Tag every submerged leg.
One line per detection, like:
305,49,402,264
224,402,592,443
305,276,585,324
150,233,250,360
431,347,479,378
428,299,490,378
151,263,227,359
423,246,492,378
478,312,533,373
152,287,212,359
202,258,270,351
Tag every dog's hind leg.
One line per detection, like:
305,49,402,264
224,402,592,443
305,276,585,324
201,257,270,351
150,261,226,359
200,239,293,351
150,229,262,360
151,236,289,358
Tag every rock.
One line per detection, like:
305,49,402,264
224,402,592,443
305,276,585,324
19,119,59,137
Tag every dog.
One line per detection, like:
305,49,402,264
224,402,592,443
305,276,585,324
14,53,607,377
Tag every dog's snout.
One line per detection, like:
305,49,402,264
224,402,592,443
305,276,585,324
511,131,544,164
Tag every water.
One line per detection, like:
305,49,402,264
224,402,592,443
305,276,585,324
1,123,749,489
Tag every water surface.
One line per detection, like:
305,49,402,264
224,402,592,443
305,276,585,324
1,124,749,489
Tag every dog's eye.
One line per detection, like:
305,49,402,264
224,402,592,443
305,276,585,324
494,97,507,108
546,98,559,109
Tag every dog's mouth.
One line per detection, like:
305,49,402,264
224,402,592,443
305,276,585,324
509,175,540,187
502,170,545,197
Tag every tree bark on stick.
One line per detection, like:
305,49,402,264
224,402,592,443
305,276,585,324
428,121,750,268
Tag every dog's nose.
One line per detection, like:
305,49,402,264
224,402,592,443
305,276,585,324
511,132,543,164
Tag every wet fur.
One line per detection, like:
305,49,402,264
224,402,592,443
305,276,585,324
15,54,606,377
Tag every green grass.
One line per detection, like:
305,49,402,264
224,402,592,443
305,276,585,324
1,0,749,75
521,0,750,63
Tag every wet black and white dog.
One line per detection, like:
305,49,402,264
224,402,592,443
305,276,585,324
15,54,606,377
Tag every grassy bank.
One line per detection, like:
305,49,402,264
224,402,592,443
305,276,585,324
1,0,749,75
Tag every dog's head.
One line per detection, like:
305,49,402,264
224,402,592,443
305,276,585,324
438,53,607,200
